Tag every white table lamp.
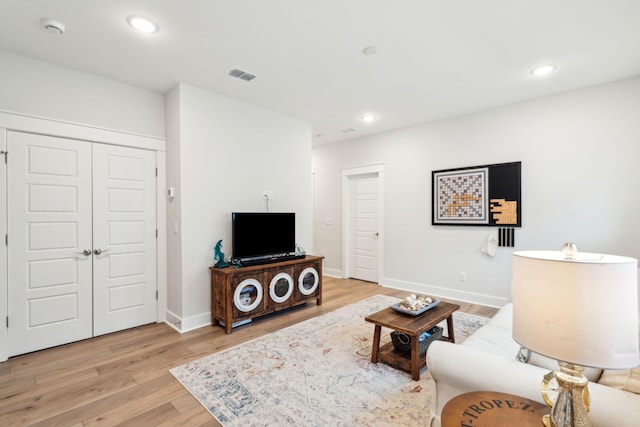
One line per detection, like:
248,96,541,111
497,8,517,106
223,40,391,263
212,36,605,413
512,246,639,427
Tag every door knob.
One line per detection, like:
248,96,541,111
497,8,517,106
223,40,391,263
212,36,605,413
94,248,111,255
76,249,92,256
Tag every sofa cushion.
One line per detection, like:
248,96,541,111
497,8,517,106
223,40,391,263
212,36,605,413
516,346,603,382
461,303,520,358
463,323,520,358
598,366,640,394
465,303,605,381
487,302,513,328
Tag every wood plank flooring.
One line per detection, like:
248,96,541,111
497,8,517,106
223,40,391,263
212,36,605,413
0,277,498,426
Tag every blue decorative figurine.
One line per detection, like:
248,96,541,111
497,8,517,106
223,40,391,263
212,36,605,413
214,239,230,268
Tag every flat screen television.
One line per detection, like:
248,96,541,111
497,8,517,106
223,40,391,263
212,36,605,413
231,212,296,261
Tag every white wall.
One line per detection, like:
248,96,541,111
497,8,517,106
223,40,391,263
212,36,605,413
313,76,640,307
166,83,313,330
0,50,165,138
165,86,183,319
0,50,314,333
0,52,167,360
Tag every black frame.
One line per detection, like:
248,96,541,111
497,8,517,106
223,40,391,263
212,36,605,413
432,161,521,227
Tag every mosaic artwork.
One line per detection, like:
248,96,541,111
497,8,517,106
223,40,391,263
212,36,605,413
434,168,488,224
432,162,521,226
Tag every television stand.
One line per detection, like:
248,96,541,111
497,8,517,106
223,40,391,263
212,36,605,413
210,255,323,333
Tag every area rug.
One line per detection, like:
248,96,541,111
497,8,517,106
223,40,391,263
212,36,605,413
170,294,489,426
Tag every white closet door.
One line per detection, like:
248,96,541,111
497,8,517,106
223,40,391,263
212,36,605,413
349,174,379,282
7,132,93,356
92,143,157,336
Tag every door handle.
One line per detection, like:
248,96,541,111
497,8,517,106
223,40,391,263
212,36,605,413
76,249,92,256
94,248,111,255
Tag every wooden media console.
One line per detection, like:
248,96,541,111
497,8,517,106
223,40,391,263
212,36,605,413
210,255,323,333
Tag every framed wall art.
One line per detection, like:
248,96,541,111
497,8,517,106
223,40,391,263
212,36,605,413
432,161,521,227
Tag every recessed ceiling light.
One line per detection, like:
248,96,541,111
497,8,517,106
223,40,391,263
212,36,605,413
361,114,376,123
40,18,65,34
127,16,159,33
531,65,555,77
362,46,378,56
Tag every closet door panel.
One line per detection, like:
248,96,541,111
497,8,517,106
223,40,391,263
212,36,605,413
92,144,157,336
7,132,93,356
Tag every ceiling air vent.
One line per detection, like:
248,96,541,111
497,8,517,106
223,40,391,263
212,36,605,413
229,68,256,81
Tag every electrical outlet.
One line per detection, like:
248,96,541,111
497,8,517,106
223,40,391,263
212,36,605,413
460,272,467,282
262,190,273,200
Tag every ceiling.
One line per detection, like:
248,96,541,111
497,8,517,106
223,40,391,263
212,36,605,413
1,1,640,145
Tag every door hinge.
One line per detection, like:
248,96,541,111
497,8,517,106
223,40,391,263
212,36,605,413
155,229,158,239
156,290,158,300
5,234,7,246
6,316,8,328
155,167,158,177
0,151,7,164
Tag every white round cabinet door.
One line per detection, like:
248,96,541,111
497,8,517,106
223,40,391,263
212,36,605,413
298,267,319,295
233,278,263,312
269,272,293,303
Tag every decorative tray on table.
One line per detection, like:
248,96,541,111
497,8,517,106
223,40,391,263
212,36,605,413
391,294,440,316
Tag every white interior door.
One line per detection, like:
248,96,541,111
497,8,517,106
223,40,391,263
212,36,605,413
92,144,157,336
349,174,379,282
7,132,93,356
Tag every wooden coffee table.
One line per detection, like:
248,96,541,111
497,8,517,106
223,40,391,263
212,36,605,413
365,301,460,380
441,391,548,427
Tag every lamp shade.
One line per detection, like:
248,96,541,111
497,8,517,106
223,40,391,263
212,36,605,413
512,250,639,369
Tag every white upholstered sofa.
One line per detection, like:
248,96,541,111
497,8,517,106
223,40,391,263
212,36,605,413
426,303,640,427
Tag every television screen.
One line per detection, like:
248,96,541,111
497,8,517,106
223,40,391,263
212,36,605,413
231,212,296,259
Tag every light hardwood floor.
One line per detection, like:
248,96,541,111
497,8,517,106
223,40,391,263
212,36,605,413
0,277,498,426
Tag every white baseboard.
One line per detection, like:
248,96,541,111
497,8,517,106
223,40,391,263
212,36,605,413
164,276,508,334
381,277,507,308
164,309,211,333
322,267,343,278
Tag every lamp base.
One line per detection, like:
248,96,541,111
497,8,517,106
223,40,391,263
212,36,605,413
545,362,592,427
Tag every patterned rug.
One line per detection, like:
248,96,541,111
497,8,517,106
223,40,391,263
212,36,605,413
170,294,489,426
